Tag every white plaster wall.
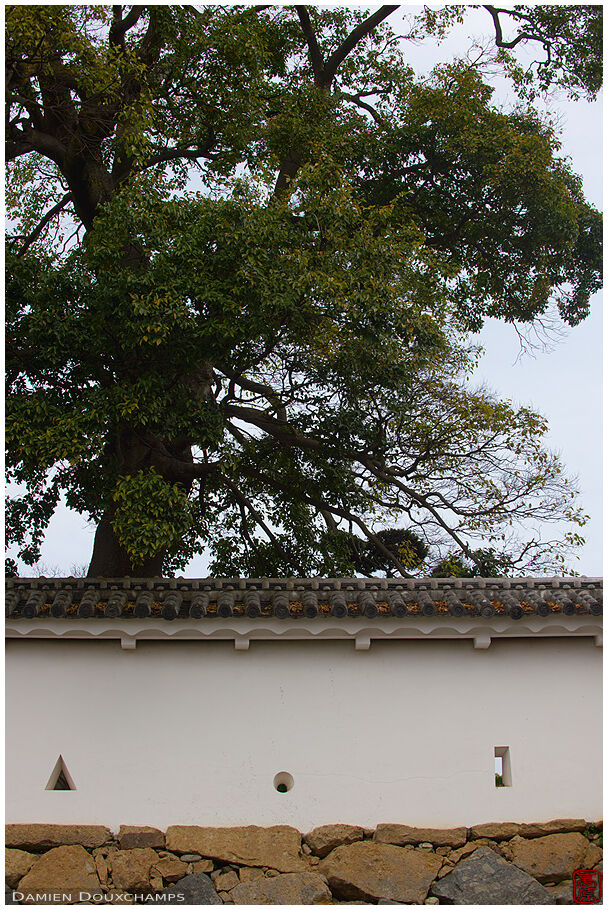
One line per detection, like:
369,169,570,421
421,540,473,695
5,637,602,831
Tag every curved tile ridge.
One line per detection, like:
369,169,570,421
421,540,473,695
4,576,603,621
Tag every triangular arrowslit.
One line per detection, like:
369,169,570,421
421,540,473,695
45,755,76,791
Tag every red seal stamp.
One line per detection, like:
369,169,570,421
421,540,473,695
573,869,602,904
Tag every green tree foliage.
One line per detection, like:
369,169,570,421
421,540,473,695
5,5,602,577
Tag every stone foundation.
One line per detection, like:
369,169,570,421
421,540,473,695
5,820,602,904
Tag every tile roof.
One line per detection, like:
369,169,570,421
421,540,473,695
5,576,603,622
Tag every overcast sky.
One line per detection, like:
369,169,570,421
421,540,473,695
14,4,603,578
399,4,603,577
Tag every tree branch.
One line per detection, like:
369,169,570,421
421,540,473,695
273,150,303,198
322,6,400,85
143,135,217,169
6,122,66,164
239,463,409,576
296,7,325,85
483,5,549,53
218,367,288,420
340,92,386,125
109,6,144,49
273,6,399,198
221,473,307,574
224,406,322,453
9,192,72,257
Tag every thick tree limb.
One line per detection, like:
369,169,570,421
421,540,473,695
7,91,46,131
136,8,164,68
296,7,325,84
218,367,288,420
109,6,145,49
224,406,322,453
322,6,400,85
275,5,399,197
483,5,551,57
6,122,66,163
273,150,303,198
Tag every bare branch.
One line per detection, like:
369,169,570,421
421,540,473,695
9,192,72,257
239,463,409,576
221,473,307,574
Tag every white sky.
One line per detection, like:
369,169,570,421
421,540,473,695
12,4,603,578
400,5,603,577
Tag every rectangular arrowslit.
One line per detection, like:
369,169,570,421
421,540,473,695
494,746,512,787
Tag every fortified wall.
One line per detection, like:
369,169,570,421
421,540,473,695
6,575,603,904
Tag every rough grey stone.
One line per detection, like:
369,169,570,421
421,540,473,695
118,825,165,850
5,886,20,905
320,841,441,903
431,847,555,905
180,855,204,863
162,872,222,905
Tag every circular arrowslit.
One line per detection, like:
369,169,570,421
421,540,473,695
273,771,294,793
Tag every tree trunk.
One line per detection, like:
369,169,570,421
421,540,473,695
86,427,196,577
87,509,166,577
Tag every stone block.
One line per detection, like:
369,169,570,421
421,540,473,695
110,848,159,892
320,841,442,903
519,820,587,838
166,826,305,873
6,824,111,851
118,825,165,850
506,833,592,884
239,867,265,883
212,870,239,892
375,824,467,848
18,845,102,903
153,856,189,884
5,848,37,889
304,824,365,858
230,871,332,904
431,846,555,904
469,822,520,840
161,872,222,904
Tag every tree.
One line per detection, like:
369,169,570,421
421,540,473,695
5,5,602,578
